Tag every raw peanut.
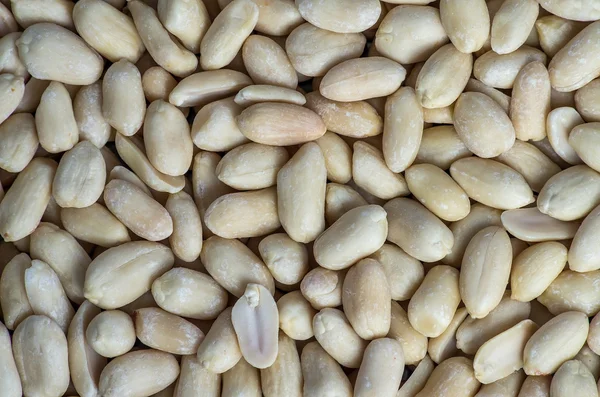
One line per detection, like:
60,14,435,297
428,307,469,364
259,233,309,286
538,165,600,221
285,23,366,77
415,357,480,397
549,21,600,92
192,97,249,151
312,308,368,368
314,132,353,184
35,81,78,153
570,122,600,172
175,355,221,397
0,75,23,126
550,360,598,397
510,61,552,142
216,143,289,190
11,0,73,29
157,0,210,53
0,3,17,36
460,226,512,318
464,77,511,113
518,376,552,397
237,102,326,146
501,207,580,242
134,307,204,355
569,204,600,272
170,70,252,108
325,183,368,224
300,267,345,310
575,79,600,122
354,338,404,397
388,301,428,365
454,92,515,158
306,92,382,139
200,0,258,70
205,187,280,238
538,0,600,21
73,0,144,63
473,46,547,89
277,142,326,242
476,370,526,396
539,270,600,316
196,307,242,373
383,87,424,172
491,0,539,54
14,77,49,114
86,309,135,358
450,157,534,210
416,44,472,108
370,243,423,301
142,66,177,102
152,267,227,320
314,205,387,270
165,191,202,262
0,113,38,173
12,315,70,397
84,241,174,309
201,236,275,297
573,344,600,380
260,332,302,397
52,141,106,208
342,259,391,340
353,141,409,199
457,294,531,354
0,158,57,242
536,15,588,58
376,5,448,64
474,319,539,384
397,355,435,397
61,204,130,247
408,265,461,338
423,104,454,124
384,198,454,262
0,33,27,78
277,291,316,341
511,242,568,302
546,107,584,165
73,81,111,148
68,301,106,397
232,283,279,369
98,350,180,397
143,100,192,176
104,179,173,241
406,163,470,222
102,59,145,137
320,57,406,102
296,0,380,34
439,0,489,53
590,315,600,357
415,125,472,170
0,254,33,330
524,311,589,375
301,341,352,397
16,23,103,84
242,35,297,89
235,85,305,106
222,358,261,397
128,0,197,77
30,223,90,304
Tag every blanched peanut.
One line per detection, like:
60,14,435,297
170,70,252,108
259,233,309,286
232,283,279,369
397,355,435,397
222,358,261,397
157,0,210,53
235,85,306,107
491,0,539,55
260,332,302,397
415,357,480,397
388,301,428,365
301,342,352,397
73,81,111,149
476,370,526,396
312,308,368,368
86,309,135,358
300,267,345,310
196,307,242,373
277,291,316,341
538,269,600,316
353,141,409,199
175,355,221,397
35,81,78,154
428,307,468,364
242,35,297,89
439,0,489,53
518,375,552,397
0,113,38,173
575,79,600,122
415,125,472,170
192,97,249,152
0,322,21,397
370,243,423,301
296,0,380,34
354,338,404,397
0,254,33,330
550,360,598,397
473,46,547,89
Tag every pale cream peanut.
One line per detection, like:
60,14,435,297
428,307,469,364
464,77,511,113
388,301,428,365
170,70,252,108
86,309,135,358
35,81,78,153
157,0,210,53
142,66,177,103
73,81,111,149
301,342,353,397
295,0,380,34
222,358,261,397
277,290,316,341
546,107,584,165
300,267,345,310
550,360,598,397
0,73,24,125
415,357,480,397
260,332,303,397
518,375,552,397
0,254,33,330
0,113,38,173
370,243,423,301
476,370,526,396
196,307,242,373
397,355,435,397
415,125,472,170
354,338,403,397
536,15,588,58
538,269,600,316
473,46,547,89
501,207,580,242
569,122,600,173
575,79,600,122
259,233,309,286
61,204,130,248
491,0,539,55
235,84,305,106
11,0,74,29
439,0,489,53
242,35,297,89
324,183,368,224
192,97,249,152
353,141,409,200
569,204,600,272
175,355,221,397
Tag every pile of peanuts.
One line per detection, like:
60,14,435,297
3,0,600,395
